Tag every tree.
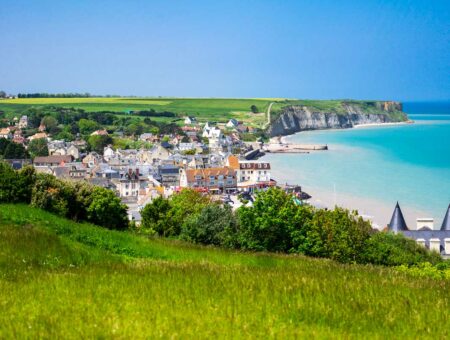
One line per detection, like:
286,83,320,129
181,204,238,247
86,187,128,230
0,91,6,98
0,162,19,202
30,174,77,218
0,139,29,159
167,189,211,237
250,105,259,113
41,116,59,134
362,232,442,266
78,119,99,135
141,196,171,235
28,138,49,159
236,188,300,251
88,135,113,153
15,166,36,203
299,207,372,263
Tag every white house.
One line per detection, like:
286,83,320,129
103,146,116,161
184,116,197,125
18,115,28,129
226,155,273,190
226,119,239,128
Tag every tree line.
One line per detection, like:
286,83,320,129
1,161,441,269
140,187,442,267
17,93,93,98
0,162,128,230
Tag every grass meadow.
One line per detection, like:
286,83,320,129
0,97,275,126
1,204,449,338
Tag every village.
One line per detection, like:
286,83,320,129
0,113,309,224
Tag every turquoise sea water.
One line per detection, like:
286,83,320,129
265,102,450,226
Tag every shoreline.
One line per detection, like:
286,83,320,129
265,118,445,228
272,120,413,144
301,185,431,229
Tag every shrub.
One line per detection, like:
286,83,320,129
181,204,238,246
236,188,299,251
362,231,442,266
31,174,77,218
166,189,211,237
86,187,128,230
140,196,171,235
298,207,373,263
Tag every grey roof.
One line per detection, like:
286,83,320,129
441,204,450,231
388,202,408,232
403,230,450,254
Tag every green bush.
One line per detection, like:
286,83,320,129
31,174,77,218
85,187,128,230
298,207,372,263
181,204,238,247
362,231,442,266
0,163,35,203
237,188,300,251
140,196,171,235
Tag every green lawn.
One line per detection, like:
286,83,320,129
0,204,448,338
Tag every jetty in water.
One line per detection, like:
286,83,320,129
264,143,328,153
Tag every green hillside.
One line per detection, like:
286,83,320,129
0,204,449,338
0,97,406,127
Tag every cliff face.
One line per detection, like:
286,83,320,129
267,101,407,137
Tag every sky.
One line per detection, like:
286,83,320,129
0,0,449,100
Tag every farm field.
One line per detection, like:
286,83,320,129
0,97,278,126
1,204,449,338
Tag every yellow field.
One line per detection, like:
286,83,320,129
1,97,172,105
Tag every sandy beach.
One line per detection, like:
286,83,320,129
353,121,414,128
302,185,432,229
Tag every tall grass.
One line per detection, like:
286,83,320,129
0,204,449,338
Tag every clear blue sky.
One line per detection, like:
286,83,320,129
0,0,448,100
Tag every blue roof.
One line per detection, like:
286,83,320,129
388,202,408,232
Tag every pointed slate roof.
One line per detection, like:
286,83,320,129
388,202,408,232
441,204,450,231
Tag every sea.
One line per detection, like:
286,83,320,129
264,101,450,228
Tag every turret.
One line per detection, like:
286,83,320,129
441,204,450,231
388,202,408,233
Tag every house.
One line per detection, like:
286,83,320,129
28,132,48,141
103,146,116,161
236,124,249,133
82,152,102,168
90,129,108,136
33,155,74,167
158,165,181,187
178,143,196,152
0,128,12,139
18,115,28,129
139,133,154,142
114,168,146,198
184,116,197,125
66,145,80,160
226,155,274,191
226,119,239,128
179,167,237,193
388,202,450,256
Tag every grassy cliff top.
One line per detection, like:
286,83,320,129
0,97,406,127
0,204,448,338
